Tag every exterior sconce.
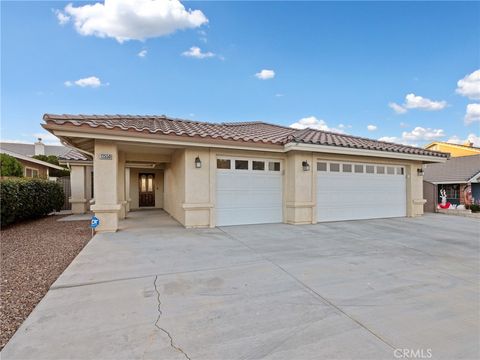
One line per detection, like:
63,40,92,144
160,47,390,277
195,156,202,168
302,160,310,171
417,168,424,176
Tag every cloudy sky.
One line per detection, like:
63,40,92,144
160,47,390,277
1,0,479,146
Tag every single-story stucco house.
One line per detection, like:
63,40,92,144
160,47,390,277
423,154,480,212
42,114,448,232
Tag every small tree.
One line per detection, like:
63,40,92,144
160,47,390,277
0,153,23,177
32,155,70,177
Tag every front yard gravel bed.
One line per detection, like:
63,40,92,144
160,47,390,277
1,215,91,349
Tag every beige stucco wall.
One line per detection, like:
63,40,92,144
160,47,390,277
164,149,186,225
85,139,427,230
129,168,164,210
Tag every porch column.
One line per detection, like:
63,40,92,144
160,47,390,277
117,152,126,219
406,163,426,217
90,140,121,232
125,167,131,213
69,165,87,214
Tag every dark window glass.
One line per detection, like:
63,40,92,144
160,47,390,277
342,164,352,172
235,160,249,170
269,162,280,171
387,167,395,175
377,166,385,174
354,164,364,173
397,167,404,175
330,163,340,172
366,165,375,174
317,162,327,171
252,161,265,171
217,159,231,169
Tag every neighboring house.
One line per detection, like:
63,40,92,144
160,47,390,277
0,148,65,179
42,114,448,232
423,155,480,212
424,141,480,157
0,138,70,158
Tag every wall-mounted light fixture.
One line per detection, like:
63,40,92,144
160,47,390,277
417,168,424,176
195,156,202,168
302,160,310,171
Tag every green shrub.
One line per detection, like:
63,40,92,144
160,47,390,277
0,153,23,177
470,204,480,213
0,178,64,227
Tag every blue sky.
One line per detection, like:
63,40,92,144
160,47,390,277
1,0,479,146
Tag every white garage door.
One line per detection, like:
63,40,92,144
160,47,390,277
216,158,283,226
317,161,406,222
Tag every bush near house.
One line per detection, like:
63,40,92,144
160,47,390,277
0,153,23,177
32,155,70,177
0,178,64,226
470,204,480,213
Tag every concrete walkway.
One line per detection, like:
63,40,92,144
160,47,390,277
2,210,479,360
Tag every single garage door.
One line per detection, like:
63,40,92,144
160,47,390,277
216,157,283,226
317,161,406,222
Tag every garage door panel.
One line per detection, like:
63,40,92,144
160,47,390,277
216,159,283,226
317,163,406,222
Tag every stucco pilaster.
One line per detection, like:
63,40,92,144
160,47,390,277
69,165,87,214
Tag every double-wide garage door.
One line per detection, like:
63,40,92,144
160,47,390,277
316,161,406,222
216,157,283,226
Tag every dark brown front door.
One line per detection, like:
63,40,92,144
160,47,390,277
139,173,155,207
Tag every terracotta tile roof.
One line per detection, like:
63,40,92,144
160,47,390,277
43,114,295,144
43,114,448,158
59,148,91,161
286,128,448,158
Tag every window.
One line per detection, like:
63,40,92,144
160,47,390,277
366,165,375,174
268,161,280,171
387,167,395,175
377,166,385,174
141,176,147,192
25,168,39,178
235,160,249,170
252,161,265,171
441,185,459,199
317,162,327,171
217,159,231,169
330,163,340,172
396,167,404,175
354,164,364,173
342,164,352,173
147,175,154,192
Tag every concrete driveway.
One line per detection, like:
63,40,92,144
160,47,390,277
2,210,479,360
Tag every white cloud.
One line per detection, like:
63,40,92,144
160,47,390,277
137,49,147,57
289,116,345,134
255,69,275,80
389,93,447,114
55,9,70,25
464,103,480,124
57,0,208,43
367,125,377,131
33,132,62,145
182,46,215,59
64,76,106,88
456,69,480,100
389,102,407,114
275,93,284,97
447,134,480,147
379,126,445,146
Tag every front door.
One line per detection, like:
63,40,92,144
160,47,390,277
139,173,155,207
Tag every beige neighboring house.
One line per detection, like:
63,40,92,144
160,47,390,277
0,148,65,179
42,114,448,232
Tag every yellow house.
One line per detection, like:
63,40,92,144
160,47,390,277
424,141,480,157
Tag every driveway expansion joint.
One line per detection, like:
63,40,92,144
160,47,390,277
153,275,192,360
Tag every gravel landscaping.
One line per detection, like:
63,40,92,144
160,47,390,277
0,215,91,349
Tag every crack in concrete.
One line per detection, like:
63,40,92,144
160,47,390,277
153,275,192,360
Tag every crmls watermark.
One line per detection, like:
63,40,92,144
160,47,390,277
394,348,433,359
